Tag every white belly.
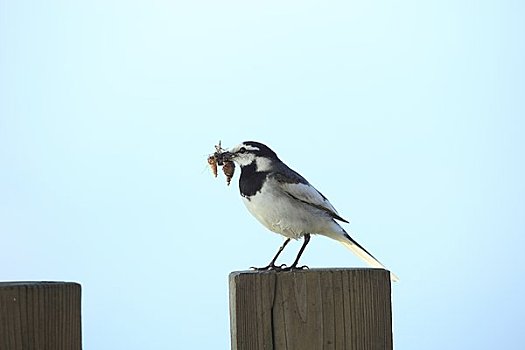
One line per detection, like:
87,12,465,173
241,184,332,240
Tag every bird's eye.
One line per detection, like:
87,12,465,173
239,147,247,154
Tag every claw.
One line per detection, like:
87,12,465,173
282,264,309,271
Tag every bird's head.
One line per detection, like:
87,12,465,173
218,141,279,170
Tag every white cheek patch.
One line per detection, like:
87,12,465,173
234,153,256,166
255,157,272,172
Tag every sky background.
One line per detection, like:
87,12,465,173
1,1,524,349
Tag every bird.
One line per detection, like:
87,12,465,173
218,141,398,281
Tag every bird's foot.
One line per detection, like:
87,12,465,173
250,263,287,271
281,264,309,271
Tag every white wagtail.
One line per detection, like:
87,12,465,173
218,141,398,281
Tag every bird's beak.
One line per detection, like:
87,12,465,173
216,151,234,165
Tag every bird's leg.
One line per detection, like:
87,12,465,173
284,234,311,271
251,238,291,271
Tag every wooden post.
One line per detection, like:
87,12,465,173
0,282,82,350
229,268,392,350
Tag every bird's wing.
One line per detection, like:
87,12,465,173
271,171,349,223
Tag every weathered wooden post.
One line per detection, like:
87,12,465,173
229,268,392,350
0,282,82,350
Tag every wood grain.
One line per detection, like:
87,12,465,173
0,282,82,350
229,268,392,350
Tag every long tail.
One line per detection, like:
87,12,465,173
329,229,399,282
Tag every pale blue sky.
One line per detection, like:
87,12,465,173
1,1,524,349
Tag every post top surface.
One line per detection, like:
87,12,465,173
230,267,390,278
0,281,81,288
